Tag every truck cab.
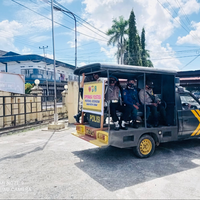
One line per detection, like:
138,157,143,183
72,63,200,158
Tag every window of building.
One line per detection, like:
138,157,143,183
39,70,44,74
21,69,26,75
21,66,25,68
29,66,33,67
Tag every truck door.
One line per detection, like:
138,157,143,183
179,93,200,138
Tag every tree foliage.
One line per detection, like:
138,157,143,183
141,28,153,67
106,16,128,64
128,10,142,66
106,10,153,67
25,83,34,94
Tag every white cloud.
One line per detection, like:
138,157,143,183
101,47,117,58
79,62,86,67
150,43,181,70
81,0,182,69
0,20,22,52
178,0,200,16
176,21,200,46
44,53,54,59
0,0,65,53
21,47,32,54
30,35,50,43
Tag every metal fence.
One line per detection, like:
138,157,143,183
0,94,66,131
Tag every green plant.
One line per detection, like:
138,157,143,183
25,83,34,94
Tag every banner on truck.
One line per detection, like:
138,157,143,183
82,81,105,115
0,72,25,94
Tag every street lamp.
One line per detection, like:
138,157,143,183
34,79,40,87
53,5,77,69
64,85,68,90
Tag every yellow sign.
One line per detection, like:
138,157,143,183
82,81,104,115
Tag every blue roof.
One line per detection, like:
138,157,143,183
0,53,75,70
3,51,20,56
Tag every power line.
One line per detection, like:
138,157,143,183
164,0,192,33
167,0,200,43
10,0,108,42
53,5,109,41
180,54,200,70
157,0,200,44
42,0,109,40
174,0,191,25
53,0,108,37
0,33,42,49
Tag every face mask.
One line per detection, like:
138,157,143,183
109,79,116,84
127,83,134,89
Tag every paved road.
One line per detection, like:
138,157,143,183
0,124,200,199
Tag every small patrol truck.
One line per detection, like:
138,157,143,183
72,63,200,158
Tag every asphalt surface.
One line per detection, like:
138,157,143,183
0,124,200,199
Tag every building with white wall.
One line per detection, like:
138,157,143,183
0,50,76,95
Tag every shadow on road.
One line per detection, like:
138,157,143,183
73,139,200,191
0,131,55,162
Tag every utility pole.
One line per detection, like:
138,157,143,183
39,46,49,95
51,0,58,123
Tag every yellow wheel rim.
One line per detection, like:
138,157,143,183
140,139,152,155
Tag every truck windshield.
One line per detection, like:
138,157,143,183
180,93,200,110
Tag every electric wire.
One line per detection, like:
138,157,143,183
180,54,200,70
10,0,108,42
157,0,200,44
53,0,108,36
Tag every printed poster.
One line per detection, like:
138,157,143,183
82,81,105,115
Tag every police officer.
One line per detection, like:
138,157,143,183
139,80,168,127
120,78,140,129
105,76,122,131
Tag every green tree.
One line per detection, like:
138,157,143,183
141,28,153,67
128,10,142,66
147,59,154,67
141,28,147,66
25,83,33,94
107,16,128,64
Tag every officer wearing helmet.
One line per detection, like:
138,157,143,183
139,80,168,127
120,78,140,129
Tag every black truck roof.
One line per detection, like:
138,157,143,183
74,63,177,77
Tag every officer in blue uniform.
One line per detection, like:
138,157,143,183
121,78,140,129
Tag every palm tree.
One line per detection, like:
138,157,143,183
106,16,128,64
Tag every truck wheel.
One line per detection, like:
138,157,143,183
133,135,155,158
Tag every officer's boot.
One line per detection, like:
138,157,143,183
131,120,139,128
74,112,81,123
114,121,120,131
121,120,128,130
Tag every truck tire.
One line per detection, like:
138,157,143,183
133,135,155,158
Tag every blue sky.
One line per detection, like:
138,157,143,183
0,0,200,71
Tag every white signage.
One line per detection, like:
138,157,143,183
0,72,25,94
